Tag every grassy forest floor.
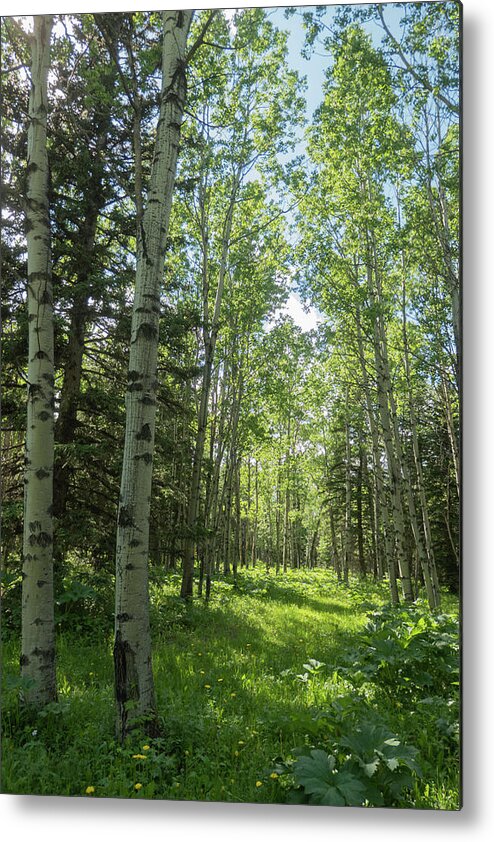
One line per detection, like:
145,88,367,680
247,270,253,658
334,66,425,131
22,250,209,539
2,568,460,809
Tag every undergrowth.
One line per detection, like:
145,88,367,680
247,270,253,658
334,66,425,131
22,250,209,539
1,567,460,808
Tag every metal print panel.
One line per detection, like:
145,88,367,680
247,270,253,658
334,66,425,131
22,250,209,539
1,1,460,810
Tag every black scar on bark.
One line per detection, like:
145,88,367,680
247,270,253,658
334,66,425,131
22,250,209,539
35,467,50,479
114,630,139,741
129,539,141,548
118,506,135,528
136,322,158,341
40,289,53,305
32,646,55,663
37,411,50,421
116,612,132,623
128,370,141,381
136,423,152,442
20,654,30,666
29,531,52,547
135,452,153,464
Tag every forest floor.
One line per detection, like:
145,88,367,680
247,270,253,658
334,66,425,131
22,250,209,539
2,568,460,809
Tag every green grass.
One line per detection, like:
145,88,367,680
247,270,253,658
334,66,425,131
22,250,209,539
1,567,459,808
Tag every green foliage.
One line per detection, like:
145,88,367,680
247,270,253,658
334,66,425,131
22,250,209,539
339,601,459,704
2,569,459,807
284,722,422,807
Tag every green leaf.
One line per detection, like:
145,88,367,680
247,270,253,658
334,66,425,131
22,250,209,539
332,770,367,805
294,749,366,806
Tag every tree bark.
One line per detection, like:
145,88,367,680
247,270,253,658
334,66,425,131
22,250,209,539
364,243,413,602
21,14,57,709
114,9,193,740
355,308,398,603
180,169,241,598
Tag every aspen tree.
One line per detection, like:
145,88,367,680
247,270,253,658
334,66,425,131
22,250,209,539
114,9,193,739
21,14,56,709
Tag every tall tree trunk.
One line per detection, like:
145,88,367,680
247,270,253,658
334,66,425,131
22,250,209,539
252,458,259,568
114,10,193,740
21,14,57,709
343,391,352,584
401,269,441,609
355,308,398,603
180,171,240,599
364,243,413,601
356,442,366,578
440,371,460,500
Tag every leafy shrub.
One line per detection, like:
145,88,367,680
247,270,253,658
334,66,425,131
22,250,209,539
339,601,459,703
273,722,422,807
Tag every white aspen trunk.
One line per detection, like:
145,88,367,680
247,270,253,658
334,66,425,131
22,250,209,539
441,372,460,499
343,387,352,584
329,506,341,581
252,458,259,568
114,10,193,740
364,251,414,602
21,15,56,709
355,308,399,604
181,171,240,598
400,275,441,609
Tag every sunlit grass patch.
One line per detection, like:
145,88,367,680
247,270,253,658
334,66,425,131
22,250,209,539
1,568,459,807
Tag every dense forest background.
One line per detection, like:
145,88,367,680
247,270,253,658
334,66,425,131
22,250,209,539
2,1,460,810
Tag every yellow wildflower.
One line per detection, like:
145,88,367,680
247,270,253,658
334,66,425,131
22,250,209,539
142,745,150,751
238,740,245,745
204,684,211,689
234,750,239,757
85,786,95,795
217,677,224,682
132,754,147,760
200,670,205,674
134,783,143,791
270,773,279,780
255,781,263,788
230,692,236,698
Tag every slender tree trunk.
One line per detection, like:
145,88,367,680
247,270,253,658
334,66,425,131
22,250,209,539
181,172,240,598
355,309,398,603
440,372,460,500
343,387,352,584
252,458,259,568
21,14,56,709
400,268,441,608
114,10,193,740
329,506,341,581
356,442,366,578
364,245,413,601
